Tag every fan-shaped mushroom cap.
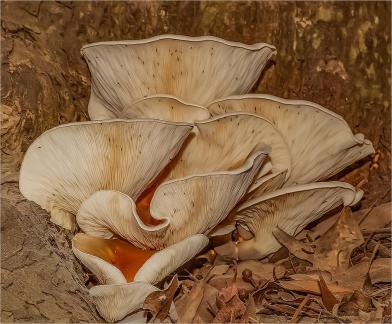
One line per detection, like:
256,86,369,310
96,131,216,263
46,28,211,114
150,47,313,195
19,119,192,230
90,282,157,322
208,95,374,186
245,170,288,201
90,94,211,122
77,151,267,248
233,181,363,260
81,35,276,117
72,233,208,285
208,170,288,238
165,113,289,181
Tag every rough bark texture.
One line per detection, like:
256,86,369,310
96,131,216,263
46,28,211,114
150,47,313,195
1,1,390,322
1,183,101,322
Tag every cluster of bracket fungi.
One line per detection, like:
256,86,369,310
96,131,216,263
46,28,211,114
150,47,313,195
19,35,374,322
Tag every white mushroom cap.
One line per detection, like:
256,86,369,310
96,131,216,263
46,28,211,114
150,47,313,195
81,34,276,116
208,94,375,186
72,233,208,284
90,282,157,323
90,94,211,122
165,113,290,181
233,181,363,260
72,234,208,321
19,119,192,230
77,151,267,248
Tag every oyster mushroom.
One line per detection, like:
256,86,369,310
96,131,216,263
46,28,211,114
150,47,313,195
81,35,276,118
73,233,208,322
76,113,290,248
19,119,193,230
91,94,211,122
77,151,265,248
208,94,375,186
231,181,363,260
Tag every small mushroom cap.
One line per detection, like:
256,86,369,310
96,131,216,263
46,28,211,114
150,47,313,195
77,151,267,248
19,119,192,230
81,34,276,114
234,181,363,260
90,94,211,122
165,113,289,181
208,94,375,185
72,233,208,285
90,282,158,322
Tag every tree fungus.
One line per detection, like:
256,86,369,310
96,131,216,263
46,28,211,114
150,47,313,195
19,35,374,322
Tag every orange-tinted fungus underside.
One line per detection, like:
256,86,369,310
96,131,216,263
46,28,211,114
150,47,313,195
136,179,164,226
75,234,155,282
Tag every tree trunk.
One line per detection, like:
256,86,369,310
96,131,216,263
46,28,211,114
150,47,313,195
1,1,390,322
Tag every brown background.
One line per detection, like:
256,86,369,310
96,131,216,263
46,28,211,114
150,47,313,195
1,1,390,322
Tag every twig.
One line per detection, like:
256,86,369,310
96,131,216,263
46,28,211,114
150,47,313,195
290,295,310,323
367,241,380,274
358,188,391,225
362,227,391,235
269,298,349,323
370,287,391,297
288,252,297,274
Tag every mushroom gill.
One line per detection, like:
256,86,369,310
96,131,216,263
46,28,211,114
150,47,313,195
19,119,193,230
232,181,363,260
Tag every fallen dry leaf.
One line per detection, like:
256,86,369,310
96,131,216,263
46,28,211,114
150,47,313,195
314,207,364,273
334,261,369,291
318,273,338,311
240,294,257,323
290,272,332,282
356,202,391,231
339,290,371,316
218,270,238,303
208,274,234,290
194,283,219,323
383,300,391,322
213,294,246,323
273,264,287,280
369,258,392,284
310,202,391,240
237,260,275,281
171,201,389,324
143,275,179,322
214,240,237,259
278,279,352,296
339,161,371,188
175,278,206,323
273,227,315,264
207,264,230,278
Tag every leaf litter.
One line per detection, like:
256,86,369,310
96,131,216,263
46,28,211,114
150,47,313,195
135,201,390,323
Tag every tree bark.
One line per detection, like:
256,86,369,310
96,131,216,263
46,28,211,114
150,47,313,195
1,183,101,322
1,1,390,322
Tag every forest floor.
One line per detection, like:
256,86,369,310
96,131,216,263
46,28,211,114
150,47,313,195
1,158,391,324
122,160,392,323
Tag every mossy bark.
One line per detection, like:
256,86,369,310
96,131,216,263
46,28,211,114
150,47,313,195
1,1,390,322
